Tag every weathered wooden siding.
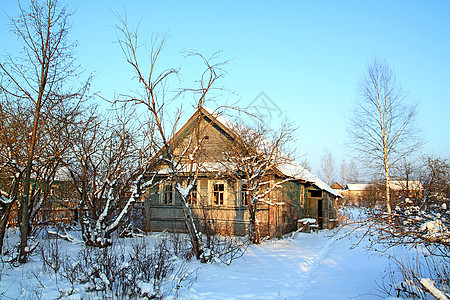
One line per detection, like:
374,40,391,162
142,108,336,236
144,177,307,237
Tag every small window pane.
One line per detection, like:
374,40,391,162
213,183,224,205
188,184,197,205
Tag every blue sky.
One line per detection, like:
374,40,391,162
1,1,449,180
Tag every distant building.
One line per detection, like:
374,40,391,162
341,180,423,207
330,182,344,194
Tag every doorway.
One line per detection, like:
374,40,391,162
317,199,323,229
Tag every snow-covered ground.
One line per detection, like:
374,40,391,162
0,223,409,300
187,227,400,300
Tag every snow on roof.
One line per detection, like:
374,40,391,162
279,160,341,197
202,106,341,198
346,181,423,191
202,106,239,131
346,183,375,191
390,180,423,191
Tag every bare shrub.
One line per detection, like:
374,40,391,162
38,234,61,274
375,251,449,299
201,234,248,265
347,202,450,299
168,232,193,261
59,235,196,299
199,210,248,265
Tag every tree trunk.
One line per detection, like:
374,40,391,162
180,196,203,260
248,214,260,244
0,203,13,254
247,196,260,244
19,94,43,263
18,35,48,263
384,150,391,214
19,160,34,263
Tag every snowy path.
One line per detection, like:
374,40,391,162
187,227,393,299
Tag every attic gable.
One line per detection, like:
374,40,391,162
159,106,341,197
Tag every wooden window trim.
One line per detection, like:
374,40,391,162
240,182,248,207
159,183,175,205
209,180,227,206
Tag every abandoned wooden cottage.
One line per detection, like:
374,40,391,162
143,107,341,238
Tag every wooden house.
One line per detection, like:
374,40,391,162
341,183,381,207
143,107,341,238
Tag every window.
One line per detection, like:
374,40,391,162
161,184,174,204
213,183,225,205
240,183,248,206
308,190,322,198
188,184,197,205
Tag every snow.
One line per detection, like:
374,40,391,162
420,219,447,233
0,224,422,299
186,226,408,300
420,278,448,300
0,194,14,204
299,217,316,224
346,183,375,191
176,181,194,198
278,159,341,197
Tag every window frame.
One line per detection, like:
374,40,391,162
159,183,175,205
240,182,248,207
210,180,227,206
187,183,198,205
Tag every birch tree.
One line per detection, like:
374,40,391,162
0,0,90,262
347,59,422,213
300,158,311,172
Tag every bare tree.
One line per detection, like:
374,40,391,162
318,149,336,186
347,59,423,213
114,15,227,259
419,154,449,211
0,95,27,253
0,0,91,262
348,160,359,184
63,108,157,247
346,158,448,298
214,117,298,244
392,158,421,200
340,159,347,187
300,158,311,172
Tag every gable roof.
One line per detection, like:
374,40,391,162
200,107,341,198
331,182,344,190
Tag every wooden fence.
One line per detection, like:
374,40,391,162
7,206,76,227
